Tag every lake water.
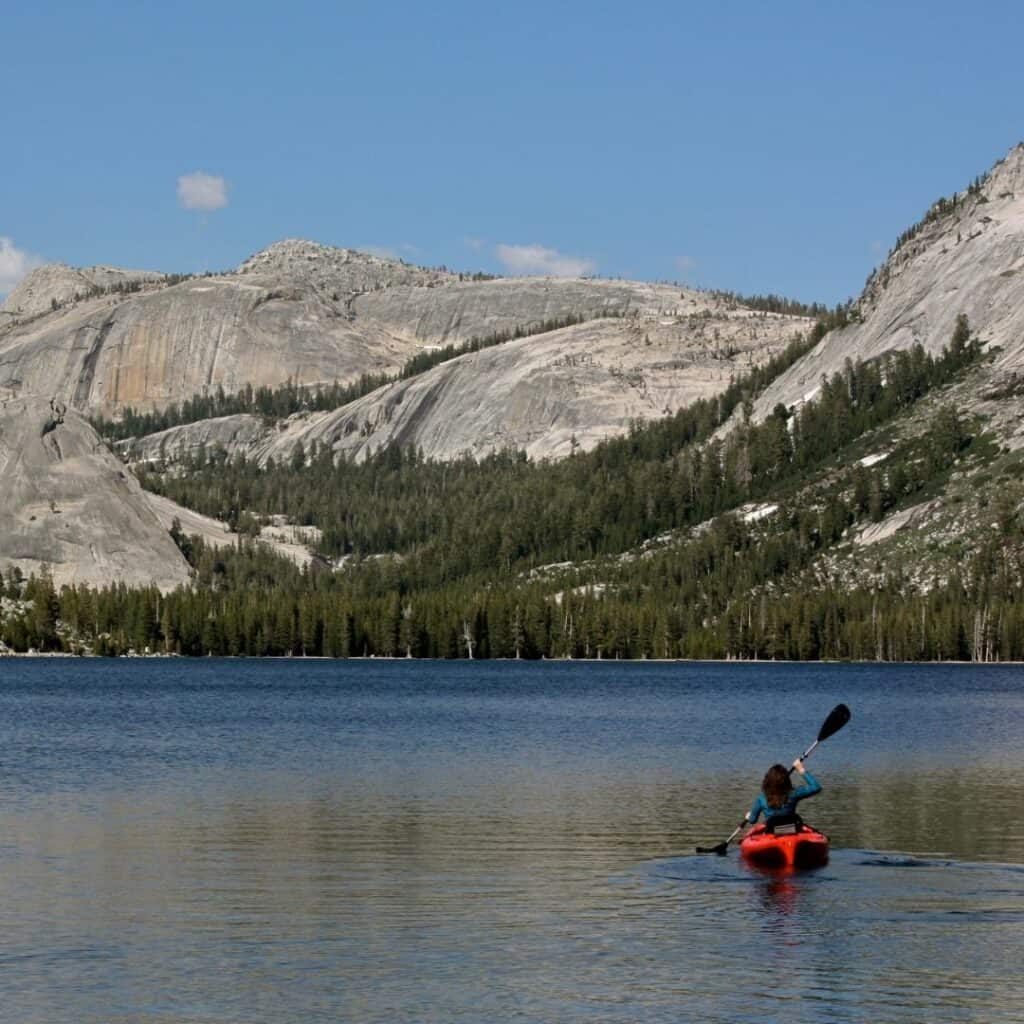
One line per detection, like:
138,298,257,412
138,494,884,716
1,659,1022,1023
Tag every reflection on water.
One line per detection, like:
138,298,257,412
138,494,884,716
634,850,1024,1018
0,658,1023,1022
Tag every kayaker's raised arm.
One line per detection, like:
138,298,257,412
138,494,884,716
791,758,822,801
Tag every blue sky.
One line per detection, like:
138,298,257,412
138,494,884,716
2,1,1021,303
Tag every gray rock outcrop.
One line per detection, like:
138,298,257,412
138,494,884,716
351,275,710,345
0,263,166,321
0,396,191,591
119,308,808,464
749,143,1024,421
0,238,782,423
254,310,804,462
0,270,413,416
144,491,320,567
116,413,268,464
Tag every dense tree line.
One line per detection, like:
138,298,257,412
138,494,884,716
709,290,839,320
3,465,1019,662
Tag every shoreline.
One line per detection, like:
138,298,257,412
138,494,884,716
1,650,1018,666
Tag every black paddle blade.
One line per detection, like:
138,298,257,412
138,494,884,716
695,842,728,856
817,703,851,743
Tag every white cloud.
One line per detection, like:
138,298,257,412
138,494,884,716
462,236,485,252
675,255,698,275
177,171,229,211
495,243,596,278
0,236,45,297
363,245,399,260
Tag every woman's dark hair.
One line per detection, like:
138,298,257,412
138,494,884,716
762,764,793,809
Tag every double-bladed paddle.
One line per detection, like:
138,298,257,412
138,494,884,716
695,703,851,856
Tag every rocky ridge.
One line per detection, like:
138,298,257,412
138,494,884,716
0,396,191,591
143,492,321,568
120,306,805,464
750,143,1024,423
0,262,167,321
0,238,734,421
0,260,412,416
236,238,451,292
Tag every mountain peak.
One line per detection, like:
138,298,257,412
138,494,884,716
233,237,453,295
1,263,165,319
749,141,1024,423
985,141,1024,194
236,238,411,276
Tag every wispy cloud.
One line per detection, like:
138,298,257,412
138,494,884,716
0,236,45,297
675,255,698,276
495,243,596,278
363,245,399,260
462,236,485,252
177,171,229,211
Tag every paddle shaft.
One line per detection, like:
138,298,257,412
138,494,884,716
789,738,821,774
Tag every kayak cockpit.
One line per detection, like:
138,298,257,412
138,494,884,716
740,823,829,869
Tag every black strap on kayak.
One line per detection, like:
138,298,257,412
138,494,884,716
765,812,804,835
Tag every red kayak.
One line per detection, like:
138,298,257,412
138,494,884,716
740,823,829,869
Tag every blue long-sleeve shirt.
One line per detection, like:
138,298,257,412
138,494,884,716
748,769,821,823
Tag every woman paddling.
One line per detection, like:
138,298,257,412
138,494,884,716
744,758,821,833
696,704,848,857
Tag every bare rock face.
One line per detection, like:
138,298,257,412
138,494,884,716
750,143,1024,421
0,396,191,591
0,237,780,423
143,491,320,568
262,307,798,460
353,276,713,346
0,263,166,321
121,307,807,464
116,413,268,464
6,142,1024,448
0,239,456,418
265,312,807,462
0,272,414,416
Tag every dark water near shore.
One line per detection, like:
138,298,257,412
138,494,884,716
1,659,1022,1022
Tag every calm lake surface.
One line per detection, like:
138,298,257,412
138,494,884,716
1,659,1022,1023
